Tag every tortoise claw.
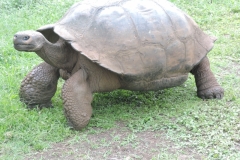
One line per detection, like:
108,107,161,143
26,101,53,110
197,86,224,100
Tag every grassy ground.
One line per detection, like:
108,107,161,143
0,0,240,159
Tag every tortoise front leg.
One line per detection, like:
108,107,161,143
62,69,93,130
20,62,59,109
191,56,224,99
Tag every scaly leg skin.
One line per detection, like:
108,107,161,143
62,69,93,130
20,62,59,109
191,56,224,99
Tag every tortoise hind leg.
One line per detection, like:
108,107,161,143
191,56,224,99
20,62,59,109
62,69,93,130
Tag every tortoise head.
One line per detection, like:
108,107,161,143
14,30,78,71
13,30,46,52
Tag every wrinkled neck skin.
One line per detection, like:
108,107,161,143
36,38,78,72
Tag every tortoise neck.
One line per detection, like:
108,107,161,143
36,38,77,71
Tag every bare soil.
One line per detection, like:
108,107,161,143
25,123,203,160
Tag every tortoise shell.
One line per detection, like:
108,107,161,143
38,0,216,81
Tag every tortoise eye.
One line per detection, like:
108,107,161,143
23,36,30,40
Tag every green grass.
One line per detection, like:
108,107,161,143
1,0,240,159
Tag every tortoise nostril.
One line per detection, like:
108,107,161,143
13,35,18,42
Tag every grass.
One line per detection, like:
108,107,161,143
0,0,240,159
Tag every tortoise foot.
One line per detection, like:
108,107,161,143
62,69,93,130
197,86,224,99
191,57,224,100
19,62,59,110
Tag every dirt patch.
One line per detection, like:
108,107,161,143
25,123,204,160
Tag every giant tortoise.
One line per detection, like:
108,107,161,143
13,0,224,130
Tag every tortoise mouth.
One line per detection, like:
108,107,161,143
14,44,35,51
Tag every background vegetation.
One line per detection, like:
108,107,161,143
0,0,240,159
